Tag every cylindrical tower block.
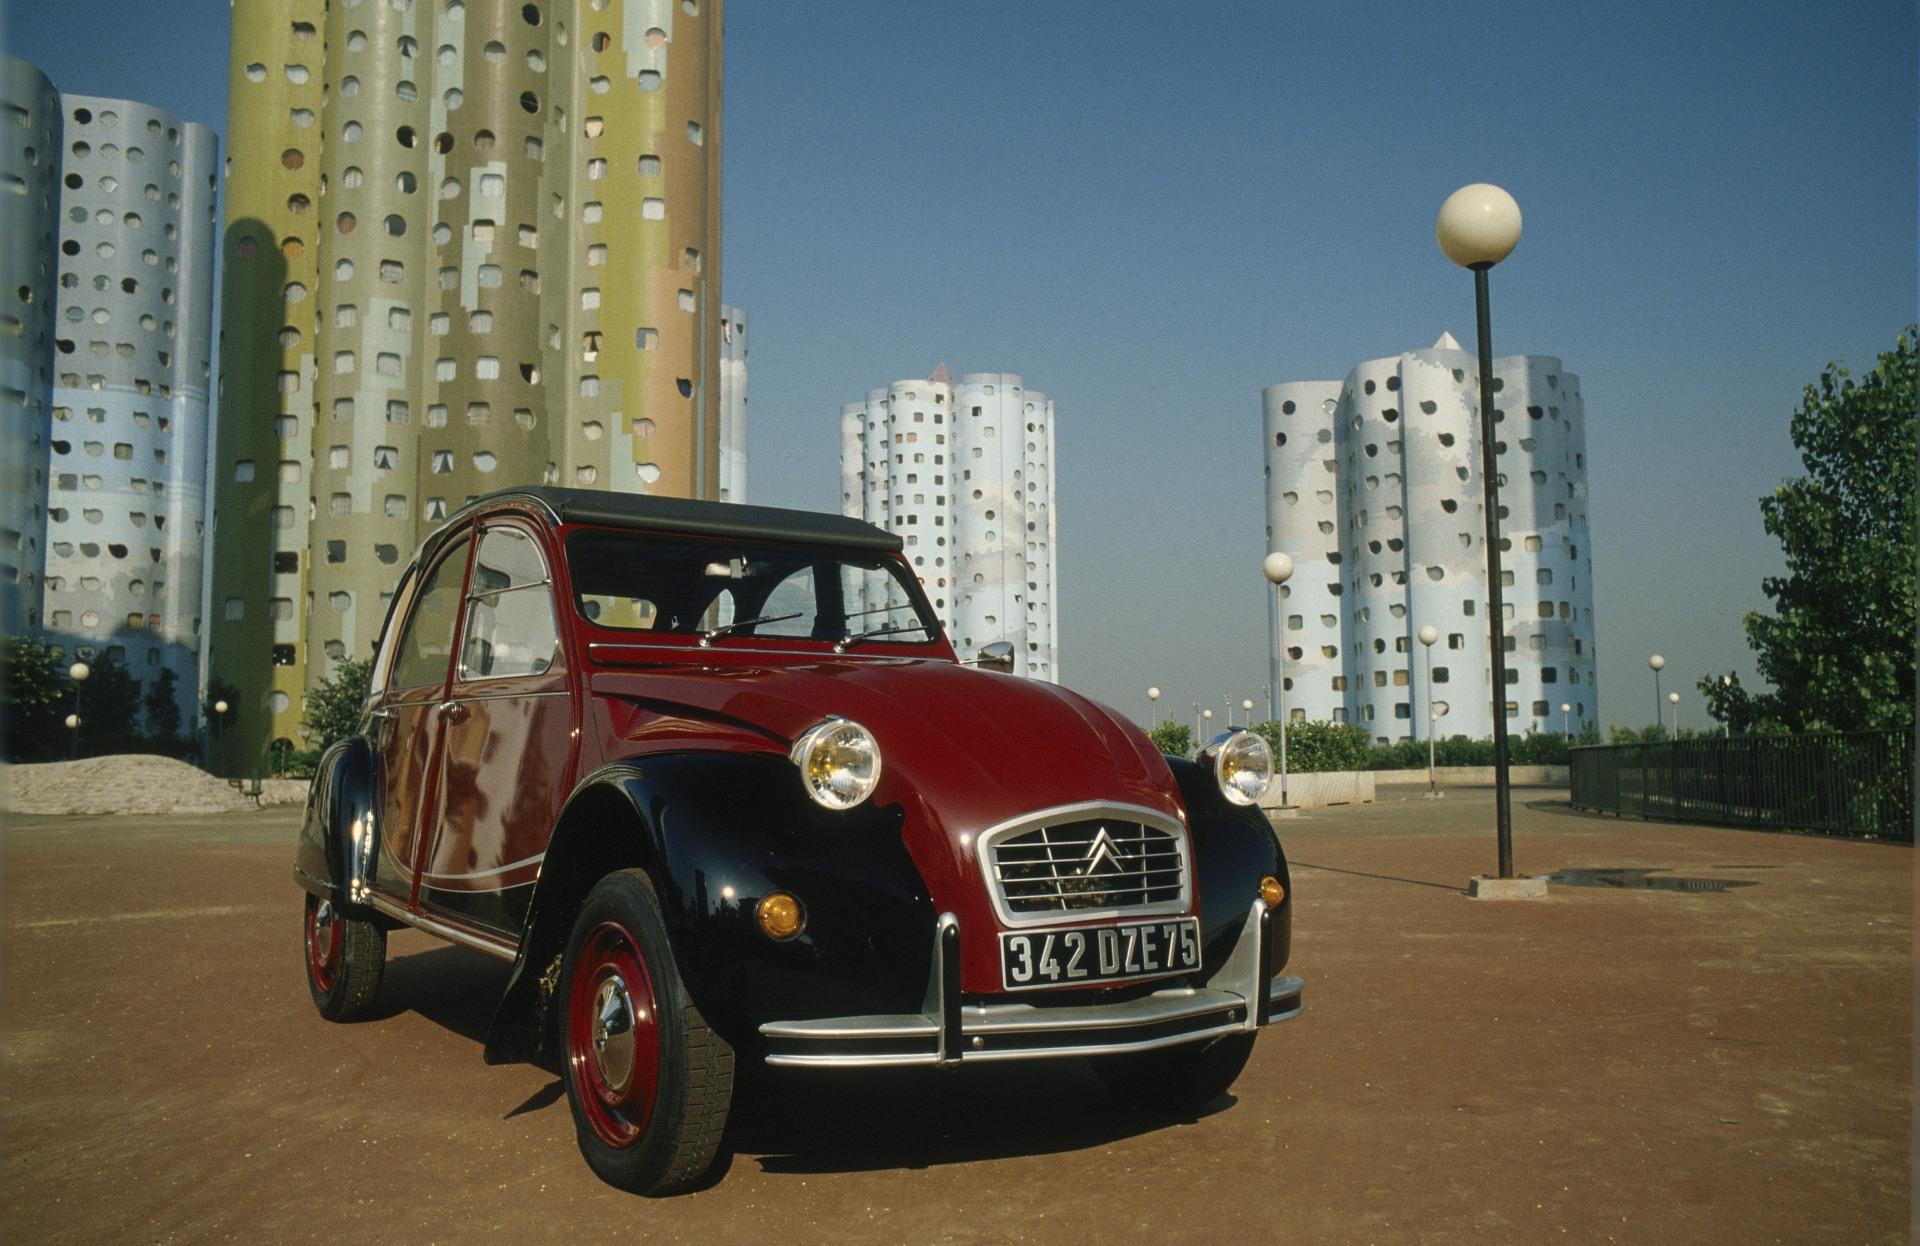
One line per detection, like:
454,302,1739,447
1,56,61,638
42,94,218,731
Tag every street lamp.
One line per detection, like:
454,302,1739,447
1648,654,1666,739
212,697,230,748
1561,701,1572,742
1241,698,1254,729
1263,551,1295,808
1417,625,1439,797
67,661,90,760
1668,690,1680,739
1147,686,1160,730
1437,181,1523,879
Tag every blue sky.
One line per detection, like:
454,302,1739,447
12,1,1915,732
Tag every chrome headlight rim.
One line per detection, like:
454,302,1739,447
1203,728,1273,807
789,716,883,811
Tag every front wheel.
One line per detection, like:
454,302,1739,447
303,892,386,1020
1090,1031,1256,1112
558,869,734,1195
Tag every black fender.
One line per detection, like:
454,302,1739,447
293,735,379,914
1165,755,1293,979
483,751,934,1067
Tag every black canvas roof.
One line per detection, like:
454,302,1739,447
447,486,904,554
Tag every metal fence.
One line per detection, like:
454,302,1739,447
1569,731,1915,842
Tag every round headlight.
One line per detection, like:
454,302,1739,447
1212,730,1273,807
790,718,882,810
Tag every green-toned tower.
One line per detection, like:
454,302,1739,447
209,0,725,773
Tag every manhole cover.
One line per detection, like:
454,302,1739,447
1546,868,1757,893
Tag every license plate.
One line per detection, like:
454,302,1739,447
999,917,1201,991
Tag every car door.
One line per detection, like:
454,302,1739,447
369,530,472,905
418,520,577,936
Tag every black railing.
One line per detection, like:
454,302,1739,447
1569,731,1914,842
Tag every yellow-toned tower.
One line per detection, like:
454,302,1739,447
207,0,725,774
207,3,326,773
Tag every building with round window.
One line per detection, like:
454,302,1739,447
40,93,216,730
1262,334,1596,742
1,56,62,638
208,0,729,772
840,367,1059,682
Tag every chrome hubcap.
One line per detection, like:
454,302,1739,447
311,900,336,955
591,975,637,1094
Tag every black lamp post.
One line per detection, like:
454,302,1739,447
1437,183,1524,880
67,661,90,760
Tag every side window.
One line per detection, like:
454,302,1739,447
389,539,469,689
460,526,561,680
367,562,419,692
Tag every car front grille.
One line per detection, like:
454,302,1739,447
984,812,1187,922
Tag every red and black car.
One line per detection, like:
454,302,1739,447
296,486,1302,1194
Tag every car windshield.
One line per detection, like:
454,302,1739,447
565,530,942,647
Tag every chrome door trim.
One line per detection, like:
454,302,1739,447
366,891,517,962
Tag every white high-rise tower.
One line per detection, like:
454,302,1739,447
1262,334,1596,741
840,367,1059,681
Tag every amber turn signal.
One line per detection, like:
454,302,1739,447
1259,875,1286,908
756,892,805,941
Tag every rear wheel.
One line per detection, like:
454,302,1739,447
1091,1031,1256,1112
303,892,386,1020
559,869,734,1195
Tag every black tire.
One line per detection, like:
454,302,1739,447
1090,1031,1256,1112
557,869,734,1195
303,892,386,1021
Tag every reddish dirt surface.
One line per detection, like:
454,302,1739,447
1,789,1910,1244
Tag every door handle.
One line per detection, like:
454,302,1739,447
439,700,469,724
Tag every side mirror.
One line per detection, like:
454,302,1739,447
969,640,1016,674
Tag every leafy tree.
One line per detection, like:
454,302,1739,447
3,636,69,761
302,655,374,751
1705,328,1917,733
1252,719,1371,773
74,652,143,757
143,667,182,738
1147,720,1191,757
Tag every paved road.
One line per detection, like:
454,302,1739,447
2,791,1909,1243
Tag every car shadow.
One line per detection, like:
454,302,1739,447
729,1061,1235,1175
366,947,1239,1176
367,944,512,1044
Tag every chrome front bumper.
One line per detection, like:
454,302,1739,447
760,899,1303,1068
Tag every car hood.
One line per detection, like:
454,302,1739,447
591,657,1188,928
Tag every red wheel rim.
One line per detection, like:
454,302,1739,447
567,920,662,1148
305,894,341,993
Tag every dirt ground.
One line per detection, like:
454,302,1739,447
1,789,1910,1244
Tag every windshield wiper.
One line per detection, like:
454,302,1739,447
700,612,802,645
836,621,934,652
840,602,917,622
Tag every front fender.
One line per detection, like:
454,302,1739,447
483,751,935,1066
1165,755,1293,978
293,736,378,912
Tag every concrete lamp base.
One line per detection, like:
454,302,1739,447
1467,875,1549,901
1266,806,1302,821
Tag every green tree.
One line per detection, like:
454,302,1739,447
143,667,182,738
1148,720,1192,757
302,655,374,751
3,636,69,761
1706,329,1917,733
75,653,143,757
1253,719,1371,773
